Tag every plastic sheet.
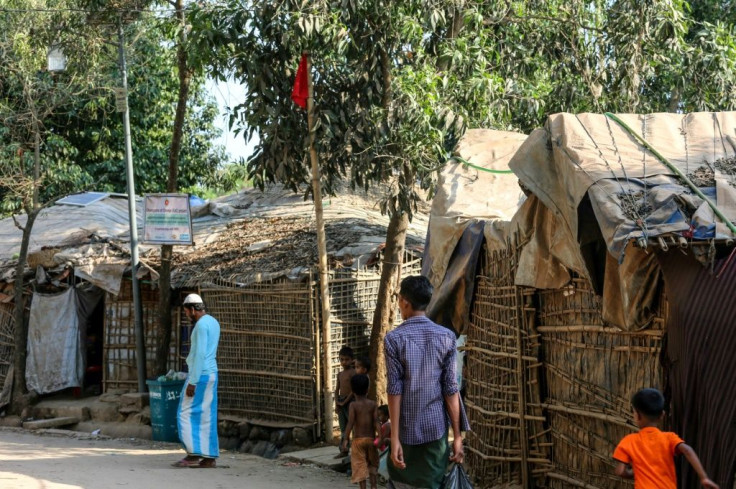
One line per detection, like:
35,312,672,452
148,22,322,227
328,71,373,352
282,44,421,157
440,463,474,489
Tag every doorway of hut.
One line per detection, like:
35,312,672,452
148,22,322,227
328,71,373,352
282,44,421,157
75,283,105,397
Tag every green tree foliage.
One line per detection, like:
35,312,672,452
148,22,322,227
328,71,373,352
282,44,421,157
192,0,736,210
0,0,106,212
0,5,230,215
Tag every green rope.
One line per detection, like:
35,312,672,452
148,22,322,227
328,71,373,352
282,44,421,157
604,112,736,235
452,156,515,174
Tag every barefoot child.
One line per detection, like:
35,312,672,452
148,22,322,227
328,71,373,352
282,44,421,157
613,388,719,489
355,356,371,375
376,404,391,452
341,374,380,489
336,346,356,457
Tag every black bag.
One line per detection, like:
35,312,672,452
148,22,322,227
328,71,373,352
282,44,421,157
440,463,474,489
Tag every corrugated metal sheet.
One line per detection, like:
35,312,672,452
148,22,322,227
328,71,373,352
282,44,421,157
658,250,736,489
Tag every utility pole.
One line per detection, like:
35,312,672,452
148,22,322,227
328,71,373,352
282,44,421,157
117,18,146,392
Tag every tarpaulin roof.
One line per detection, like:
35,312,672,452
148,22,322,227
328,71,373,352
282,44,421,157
422,129,527,333
425,111,736,332
511,112,736,263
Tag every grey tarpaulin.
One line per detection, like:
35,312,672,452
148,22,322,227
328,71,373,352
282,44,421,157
26,288,84,394
425,220,485,334
509,112,736,330
658,250,736,489
423,129,526,334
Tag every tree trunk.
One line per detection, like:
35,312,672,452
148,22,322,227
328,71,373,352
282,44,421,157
368,208,409,404
156,0,191,376
11,207,39,414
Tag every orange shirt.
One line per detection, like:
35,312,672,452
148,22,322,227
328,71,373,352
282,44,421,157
613,427,684,489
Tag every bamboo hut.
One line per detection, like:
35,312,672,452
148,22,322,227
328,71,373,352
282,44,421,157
171,185,426,430
426,115,736,489
0,194,163,402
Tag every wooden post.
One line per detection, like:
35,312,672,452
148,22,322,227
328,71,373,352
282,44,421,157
513,235,530,488
305,52,333,441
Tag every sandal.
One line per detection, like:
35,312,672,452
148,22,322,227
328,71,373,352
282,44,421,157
194,458,216,469
172,457,201,468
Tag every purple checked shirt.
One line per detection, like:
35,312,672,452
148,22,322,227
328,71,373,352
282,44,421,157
384,315,470,445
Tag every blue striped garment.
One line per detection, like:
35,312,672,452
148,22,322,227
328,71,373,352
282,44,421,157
177,372,219,458
385,315,470,445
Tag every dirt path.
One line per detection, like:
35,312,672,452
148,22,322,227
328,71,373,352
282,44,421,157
0,427,352,489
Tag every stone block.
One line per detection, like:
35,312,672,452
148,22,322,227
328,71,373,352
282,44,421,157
0,415,22,427
220,436,240,451
120,393,149,410
292,427,312,447
23,416,80,430
88,401,125,423
33,405,90,422
251,440,269,457
270,429,292,448
99,393,122,403
239,440,254,453
218,419,239,438
249,426,268,441
238,422,251,439
125,408,151,425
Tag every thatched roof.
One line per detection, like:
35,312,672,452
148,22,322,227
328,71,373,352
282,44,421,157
171,184,428,288
0,183,428,293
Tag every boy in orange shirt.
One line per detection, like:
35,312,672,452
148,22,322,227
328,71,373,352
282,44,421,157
613,388,718,489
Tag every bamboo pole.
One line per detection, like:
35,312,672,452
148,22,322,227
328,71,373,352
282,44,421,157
305,52,334,442
513,240,530,488
311,273,322,442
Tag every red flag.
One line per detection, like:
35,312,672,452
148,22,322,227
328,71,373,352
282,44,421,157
291,53,308,109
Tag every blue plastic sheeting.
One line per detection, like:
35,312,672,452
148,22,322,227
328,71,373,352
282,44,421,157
588,177,731,259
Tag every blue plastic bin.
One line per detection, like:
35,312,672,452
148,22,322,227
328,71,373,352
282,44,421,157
146,379,185,442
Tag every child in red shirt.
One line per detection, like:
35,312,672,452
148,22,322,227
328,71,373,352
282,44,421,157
613,388,718,489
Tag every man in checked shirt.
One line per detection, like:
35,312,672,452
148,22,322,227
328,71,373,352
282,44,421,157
384,275,469,489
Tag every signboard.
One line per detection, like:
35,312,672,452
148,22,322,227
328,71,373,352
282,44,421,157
114,87,128,112
142,194,193,246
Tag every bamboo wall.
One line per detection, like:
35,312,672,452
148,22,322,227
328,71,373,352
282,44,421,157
199,281,316,424
465,241,550,488
103,278,177,392
539,279,664,489
322,255,423,430
465,239,666,489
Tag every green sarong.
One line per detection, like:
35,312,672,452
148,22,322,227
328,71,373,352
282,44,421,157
387,434,449,489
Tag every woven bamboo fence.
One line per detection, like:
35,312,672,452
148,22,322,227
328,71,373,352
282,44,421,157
315,252,422,431
539,278,665,489
198,280,316,425
465,239,551,489
173,251,422,428
103,278,177,392
0,303,13,394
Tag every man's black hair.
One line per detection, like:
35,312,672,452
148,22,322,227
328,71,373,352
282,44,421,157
399,275,433,311
356,355,371,372
632,388,665,420
339,345,355,359
377,405,389,418
351,374,369,396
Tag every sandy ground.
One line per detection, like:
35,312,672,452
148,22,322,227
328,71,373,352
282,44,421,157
0,427,353,489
